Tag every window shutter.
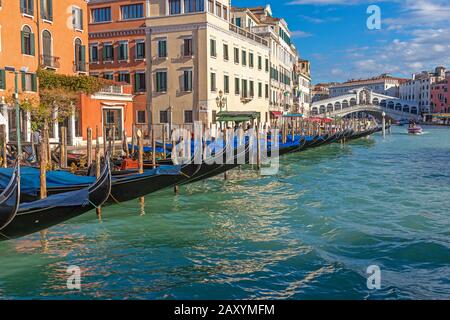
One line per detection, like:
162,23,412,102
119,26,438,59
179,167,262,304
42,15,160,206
21,31,25,54
80,45,86,63
30,32,35,55
102,46,107,61
79,8,83,30
134,73,139,92
31,73,37,92
0,70,5,90
49,0,53,20
21,72,26,91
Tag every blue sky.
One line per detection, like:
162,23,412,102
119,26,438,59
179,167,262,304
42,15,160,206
232,0,450,84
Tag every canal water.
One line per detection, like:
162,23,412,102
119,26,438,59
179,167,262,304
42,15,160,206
1,126,449,300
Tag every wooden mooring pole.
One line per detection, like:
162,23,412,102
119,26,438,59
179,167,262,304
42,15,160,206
87,127,93,167
137,129,144,174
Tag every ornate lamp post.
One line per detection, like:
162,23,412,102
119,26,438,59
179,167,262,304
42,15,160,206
216,90,227,129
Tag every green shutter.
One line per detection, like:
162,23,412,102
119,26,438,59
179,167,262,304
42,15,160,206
21,31,25,54
102,46,107,61
21,72,26,91
80,45,86,63
30,33,35,55
134,73,139,92
31,73,37,92
49,0,53,20
0,70,5,90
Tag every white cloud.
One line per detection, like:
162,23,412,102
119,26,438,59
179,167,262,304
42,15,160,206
291,30,313,38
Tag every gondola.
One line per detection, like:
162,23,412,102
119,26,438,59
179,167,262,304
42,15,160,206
0,155,111,241
0,161,20,231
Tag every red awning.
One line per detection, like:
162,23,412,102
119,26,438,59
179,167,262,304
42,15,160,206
270,111,283,118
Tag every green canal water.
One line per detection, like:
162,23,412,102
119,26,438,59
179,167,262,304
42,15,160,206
0,126,450,300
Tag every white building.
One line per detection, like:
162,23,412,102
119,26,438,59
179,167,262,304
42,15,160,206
399,66,446,113
330,74,405,98
294,59,311,115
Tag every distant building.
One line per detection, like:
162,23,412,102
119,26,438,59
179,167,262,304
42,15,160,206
329,74,406,98
294,59,311,115
400,66,447,114
311,83,334,102
430,71,449,114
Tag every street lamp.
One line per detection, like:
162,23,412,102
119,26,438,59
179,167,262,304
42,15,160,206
4,66,26,158
216,90,227,129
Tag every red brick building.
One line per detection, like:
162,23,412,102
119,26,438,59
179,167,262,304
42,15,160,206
431,71,449,113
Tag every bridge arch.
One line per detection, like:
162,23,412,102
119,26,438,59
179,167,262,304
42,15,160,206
319,105,326,114
327,103,333,112
403,105,410,113
342,100,349,108
388,101,394,109
372,98,379,105
334,102,341,111
311,107,318,115
350,98,357,106
380,100,386,108
395,103,402,111
411,106,418,114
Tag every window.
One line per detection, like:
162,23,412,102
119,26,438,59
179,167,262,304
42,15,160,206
41,0,53,21
121,4,144,20
265,84,268,98
223,44,229,61
249,80,254,98
90,44,99,62
184,0,204,13
208,0,214,13
234,48,239,63
265,58,269,72
103,43,114,62
160,111,169,123
158,40,167,58
258,56,262,70
242,50,247,66
134,71,146,92
137,110,146,124
183,38,193,56
235,17,241,27
242,79,248,98
183,70,193,92
92,7,111,23
210,39,216,57
210,72,216,92
258,82,262,98
224,75,229,94
72,7,83,30
215,3,221,17
184,110,193,123
156,71,167,92
249,52,254,68
21,72,37,92
0,69,6,90
21,26,35,56
223,6,228,20
135,40,145,59
118,41,129,61
235,77,240,95
169,0,181,14
103,72,113,80
118,72,130,84
20,0,34,16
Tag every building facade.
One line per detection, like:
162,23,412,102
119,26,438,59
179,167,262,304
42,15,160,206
294,58,311,115
144,0,272,130
0,0,89,142
88,0,149,129
330,74,405,98
430,70,449,114
400,66,447,114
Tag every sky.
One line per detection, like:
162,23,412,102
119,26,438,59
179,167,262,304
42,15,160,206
232,0,450,84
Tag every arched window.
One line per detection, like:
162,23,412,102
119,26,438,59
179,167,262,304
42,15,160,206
327,103,333,112
388,101,395,109
334,102,341,111
350,98,357,106
395,103,402,111
380,100,387,108
311,107,318,115
372,98,379,105
42,30,52,66
74,38,86,72
319,105,326,114
21,25,35,55
403,105,410,113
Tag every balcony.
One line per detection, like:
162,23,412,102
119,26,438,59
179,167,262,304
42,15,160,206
100,85,124,94
74,61,88,73
40,55,60,69
229,24,269,47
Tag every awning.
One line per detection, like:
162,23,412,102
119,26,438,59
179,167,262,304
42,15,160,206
270,111,283,118
216,111,260,123
282,113,304,118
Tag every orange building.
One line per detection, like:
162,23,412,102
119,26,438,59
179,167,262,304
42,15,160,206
0,0,89,143
88,0,149,130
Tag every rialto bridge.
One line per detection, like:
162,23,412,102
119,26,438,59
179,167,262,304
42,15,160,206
311,88,421,121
